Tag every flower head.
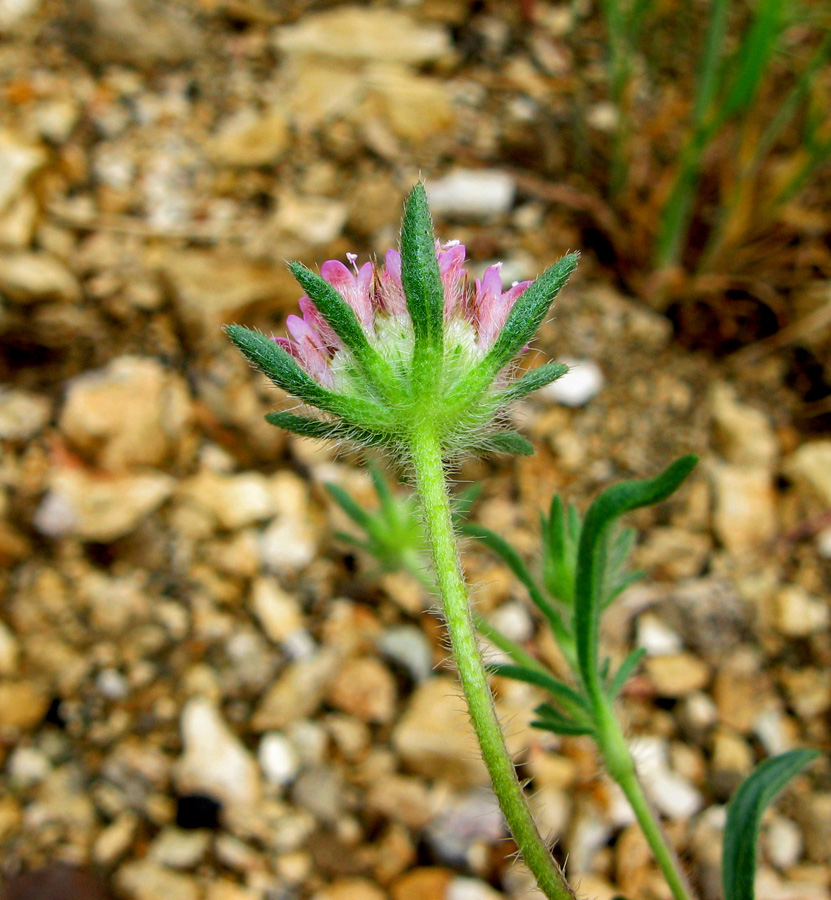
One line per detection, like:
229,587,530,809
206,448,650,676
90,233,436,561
227,184,578,461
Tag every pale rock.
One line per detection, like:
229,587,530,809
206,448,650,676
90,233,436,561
754,870,830,900
586,101,619,132
315,878,386,900
636,613,683,657
96,668,129,700
764,815,803,870
711,383,778,468
774,586,829,637
8,746,51,787
35,467,174,541
426,790,505,865
251,578,304,645
528,786,571,841
447,878,504,900
162,249,297,343
631,736,703,820
60,356,192,471
366,774,434,829
208,108,290,167
251,652,339,731
678,691,718,734
392,676,489,787
206,881,262,900
540,358,604,407
753,708,796,756
258,514,317,574
276,58,363,133
178,471,274,531
116,860,200,900
0,0,40,27
274,7,451,64
816,525,831,559
364,64,455,144
783,441,831,507
796,793,831,864
0,681,51,730
0,191,37,246
488,601,535,643
35,99,80,144
258,732,300,787
0,389,51,441
93,810,139,865
0,130,46,215
327,656,397,724
147,826,211,869
273,193,348,245
377,625,434,683
0,251,82,303
67,0,201,70
711,728,754,795
426,170,516,219
567,801,613,873
634,525,712,579
174,697,262,825
645,652,710,697
711,463,777,554
0,620,20,675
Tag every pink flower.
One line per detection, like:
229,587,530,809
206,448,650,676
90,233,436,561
272,243,531,386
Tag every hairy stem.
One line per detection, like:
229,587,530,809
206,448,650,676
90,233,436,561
592,686,697,900
409,426,576,900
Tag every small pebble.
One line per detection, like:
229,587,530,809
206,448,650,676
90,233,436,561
258,732,300,787
540,359,604,407
426,170,516,219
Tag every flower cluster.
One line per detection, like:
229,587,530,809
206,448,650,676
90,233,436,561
227,184,578,461
274,243,532,391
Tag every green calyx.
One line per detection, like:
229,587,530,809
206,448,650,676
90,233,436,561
226,183,578,461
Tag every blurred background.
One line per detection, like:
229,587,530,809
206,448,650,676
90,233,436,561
0,1,830,899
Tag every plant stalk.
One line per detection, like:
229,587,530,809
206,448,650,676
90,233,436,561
410,425,576,900
592,688,697,900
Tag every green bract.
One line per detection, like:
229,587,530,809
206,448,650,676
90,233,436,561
226,184,578,463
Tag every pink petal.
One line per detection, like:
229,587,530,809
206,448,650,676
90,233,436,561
380,249,407,317
298,295,339,349
286,314,334,387
321,258,374,331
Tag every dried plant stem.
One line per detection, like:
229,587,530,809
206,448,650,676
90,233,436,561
410,425,576,900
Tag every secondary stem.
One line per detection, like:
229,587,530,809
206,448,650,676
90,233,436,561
410,426,576,900
593,692,697,900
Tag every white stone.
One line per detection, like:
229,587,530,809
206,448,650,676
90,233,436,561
174,697,262,825
0,389,51,441
540,358,604,407
774,586,829,637
96,668,129,700
273,193,347,245
258,732,300,787
258,515,317,574
147,827,210,869
711,463,777,554
116,860,200,900
631,736,703,820
274,7,451,65
636,613,683,657
447,878,504,900
251,578,304,645
0,130,46,215
8,746,51,787
426,170,516,219
784,440,831,507
0,0,40,28
60,356,192,472
711,383,778,468
0,251,81,303
487,601,535,643
764,815,803,870
377,625,433,683
178,471,275,531
35,468,174,542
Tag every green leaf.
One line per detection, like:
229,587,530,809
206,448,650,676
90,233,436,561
499,361,570,405
532,704,594,737
574,455,698,689
288,263,387,384
475,615,550,675
488,663,590,719
264,411,388,448
607,647,647,699
463,523,570,647
470,431,534,457
226,325,392,428
542,495,580,606
722,749,819,900
400,184,444,359
483,253,579,377
325,482,375,531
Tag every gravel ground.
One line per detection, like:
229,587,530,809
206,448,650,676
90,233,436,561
0,3,829,900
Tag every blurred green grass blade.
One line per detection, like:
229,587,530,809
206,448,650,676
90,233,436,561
722,749,819,900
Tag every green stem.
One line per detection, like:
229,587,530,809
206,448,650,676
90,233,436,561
591,687,696,900
410,426,576,900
